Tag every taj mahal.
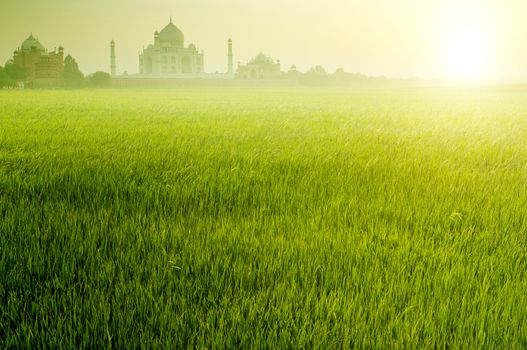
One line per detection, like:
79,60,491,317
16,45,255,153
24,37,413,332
138,18,205,75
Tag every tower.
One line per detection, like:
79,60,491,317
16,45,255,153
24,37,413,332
228,38,233,75
58,46,64,71
110,40,116,76
154,31,159,46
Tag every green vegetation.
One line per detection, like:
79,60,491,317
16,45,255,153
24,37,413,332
86,71,111,88
63,55,85,89
2,87,527,348
0,62,26,88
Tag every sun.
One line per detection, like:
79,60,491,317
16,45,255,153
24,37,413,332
446,29,486,79
441,24,492,83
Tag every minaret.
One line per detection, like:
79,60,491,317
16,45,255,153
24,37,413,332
110,40,116,76
228,38,233,75
154,31,160,46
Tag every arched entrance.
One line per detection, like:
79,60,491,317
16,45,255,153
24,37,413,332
182,57,191,73
145,57,153,74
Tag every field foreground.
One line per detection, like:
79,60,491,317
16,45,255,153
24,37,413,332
2,87,527,347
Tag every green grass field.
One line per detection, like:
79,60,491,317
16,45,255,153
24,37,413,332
2,87,527,348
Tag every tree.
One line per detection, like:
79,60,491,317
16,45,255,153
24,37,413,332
309,65,328,76
0,66,15,88
3,61,26,82
63,55,84,88
333,68,368,84
87,71,111,87
300,65,334,85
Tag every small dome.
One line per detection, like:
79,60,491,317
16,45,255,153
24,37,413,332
251,53,274,65
158,20,184,45
21,34,45,52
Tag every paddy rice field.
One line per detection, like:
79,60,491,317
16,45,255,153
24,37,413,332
2,87,527,348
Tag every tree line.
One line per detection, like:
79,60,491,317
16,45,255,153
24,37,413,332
284,66,400,85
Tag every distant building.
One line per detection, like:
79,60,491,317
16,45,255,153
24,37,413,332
237,53,281,80
139,18,204,76
227,38,234,76
12,33,64,87
110,40,117,76
285,65,301,80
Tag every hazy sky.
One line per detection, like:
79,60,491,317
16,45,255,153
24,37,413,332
1,0,527,81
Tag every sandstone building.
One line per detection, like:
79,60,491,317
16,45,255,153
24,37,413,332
237,53,281,80
12,34,64,87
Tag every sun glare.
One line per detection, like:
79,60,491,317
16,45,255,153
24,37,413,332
441,23,492,84
438,8,499,84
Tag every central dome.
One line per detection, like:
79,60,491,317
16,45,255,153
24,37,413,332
158,20,184,45
21,34,46,52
